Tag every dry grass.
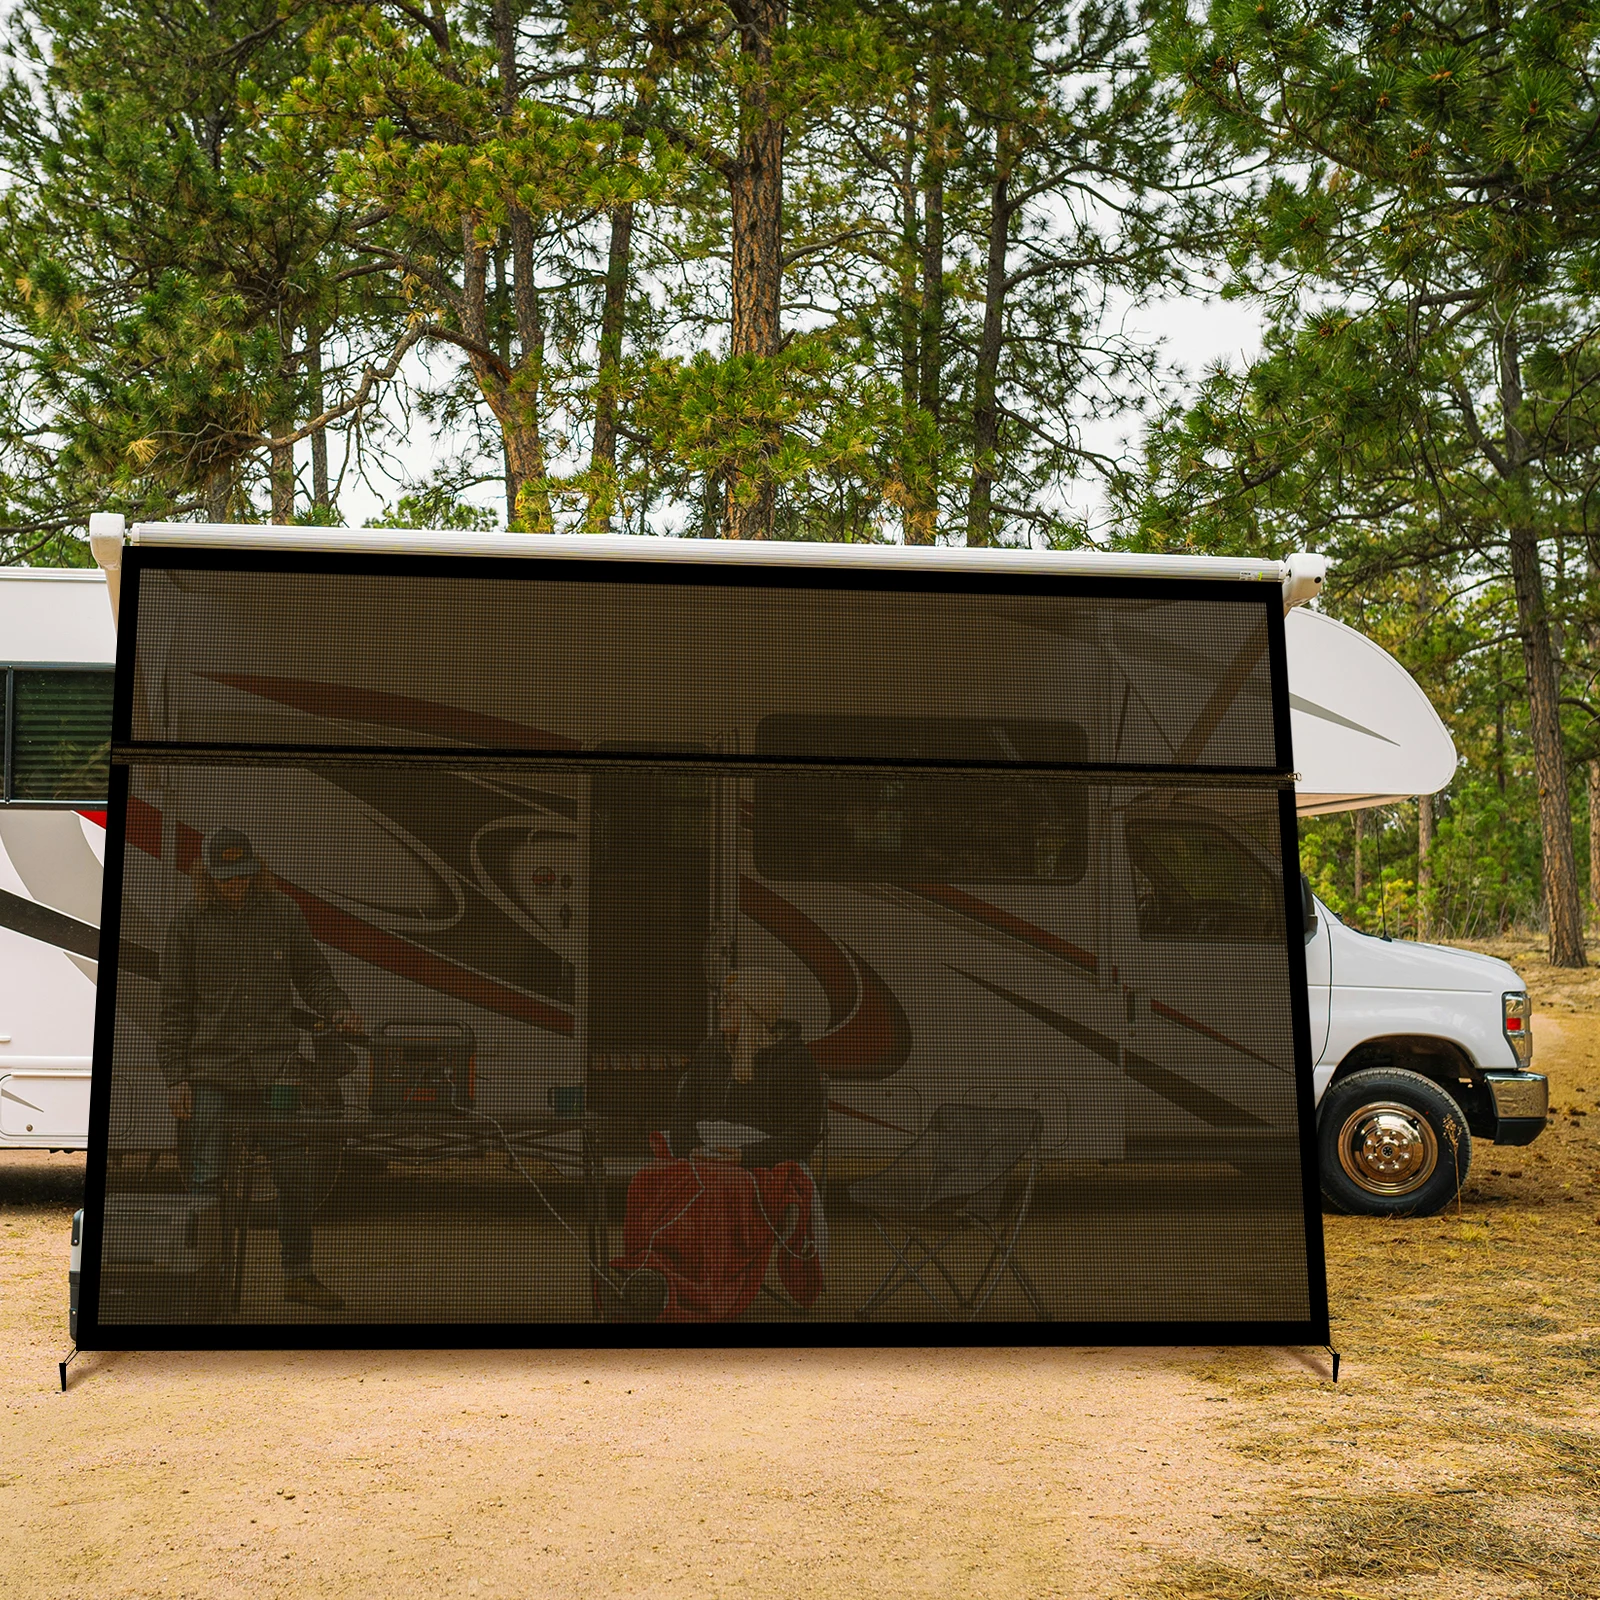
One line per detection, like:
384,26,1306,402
1447,927,1600,1014
1144,940,1600,1600
1143,1562,1294,1600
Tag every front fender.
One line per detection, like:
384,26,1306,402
1323,986,1517,1082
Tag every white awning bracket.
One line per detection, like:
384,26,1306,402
87,512,126,624
1281,553,1327,614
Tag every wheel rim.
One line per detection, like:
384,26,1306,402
1335,1100,1440,1196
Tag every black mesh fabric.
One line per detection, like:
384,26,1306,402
125,567,1279,769
82,553,1325,1344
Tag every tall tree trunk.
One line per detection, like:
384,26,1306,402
506,235,552,534
918,59,945,426
269,424,294,524
1498,325,1585,963
307,334,330,515
206,468,229,523
460,223,515,511
1353,808,1364,906
724,0,787,539
897,98,925,545
1417,793,1433,941
587,202,635,533
488,243,516,516
900,69,946,547
1510,523,1585,963
1587,556,1600,934
460,0,552,535
897,101,918,411
462,214,548,532
1494,648,1508,930
967,129,1013,547
494,0,552,534
1590,759,1600,931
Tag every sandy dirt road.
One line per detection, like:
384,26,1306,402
0,1153,1305,1599
18,933,1598,1600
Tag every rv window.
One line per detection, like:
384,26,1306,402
1126,813,1283,943
751,716,1088,883
6,669,114,804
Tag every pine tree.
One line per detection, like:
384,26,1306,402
0,0,405,554
1145,0,1600,964
288,0,675,531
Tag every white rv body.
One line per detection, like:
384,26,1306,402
3,533,1546,1208
0,568,113,1147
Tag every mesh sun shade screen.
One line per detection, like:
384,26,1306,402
81,552,1327,1346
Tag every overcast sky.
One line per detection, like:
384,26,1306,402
327,281,1264,537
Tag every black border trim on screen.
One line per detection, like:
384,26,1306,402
1265,591,1331,1342
112,744,1297,787
125,539,1286,601
78,551,144,1341
77,543,1329,1350
76,1317,1328,1352
1276,786,1330,1341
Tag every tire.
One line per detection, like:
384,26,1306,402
1318,1067,1471,1218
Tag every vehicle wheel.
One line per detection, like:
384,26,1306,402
1318,1067,1471,1218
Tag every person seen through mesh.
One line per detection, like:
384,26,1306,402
158,826,364,1312
602,968,826,1323
670,968,824,1168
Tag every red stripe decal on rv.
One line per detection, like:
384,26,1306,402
273,881,574,1035
739,877,912,1080
826,1100,911,1135
908,884,1099,976
203,674,580,751
121,797,572,1035
1148,998,1283,1072
126,795,163,858
76,810,107,828
739,877,855,1028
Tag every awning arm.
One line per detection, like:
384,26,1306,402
88,512,125,626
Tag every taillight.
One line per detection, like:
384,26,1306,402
1502,991,1532,1065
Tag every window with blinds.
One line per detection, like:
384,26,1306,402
4,668,115,804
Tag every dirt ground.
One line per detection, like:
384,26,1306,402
2,943,1597,1599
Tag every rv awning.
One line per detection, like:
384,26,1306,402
1287,608,1455,815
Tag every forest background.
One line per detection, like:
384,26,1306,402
0,0,1597,962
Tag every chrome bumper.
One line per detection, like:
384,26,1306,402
1483,1070,1549,1145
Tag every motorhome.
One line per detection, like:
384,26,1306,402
0,566,112,1151
3,527,1548,1229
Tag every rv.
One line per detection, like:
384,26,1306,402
4,526,1548,1225
0,566,112,1150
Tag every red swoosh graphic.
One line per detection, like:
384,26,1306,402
739,876,911,1080
203,673,579,751
123,797,572,1035
919,878,1279,1071
1149,998,1283,1072
279,883,573,1035
827,1100,911,1134
908,883,1099,976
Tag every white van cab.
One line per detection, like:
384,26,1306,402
1306,886,1541,1215
1282,602,1546,1215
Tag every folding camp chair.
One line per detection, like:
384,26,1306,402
848,1104,1049,1322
